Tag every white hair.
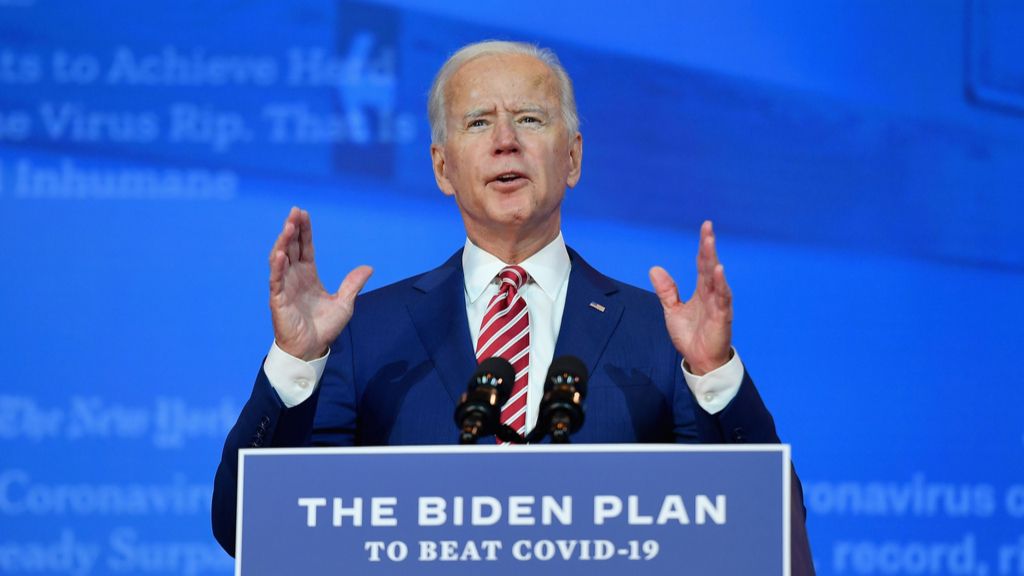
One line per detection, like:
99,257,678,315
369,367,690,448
427,40,580,144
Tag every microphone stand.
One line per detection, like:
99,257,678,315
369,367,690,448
548,412,573,444
459,415,485,444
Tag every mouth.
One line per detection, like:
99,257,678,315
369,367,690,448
489,171,528,187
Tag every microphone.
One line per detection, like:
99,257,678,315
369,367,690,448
454,357,515,444
535,356,589,444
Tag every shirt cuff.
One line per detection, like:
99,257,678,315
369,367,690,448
264,342,329,408
682,348,743,415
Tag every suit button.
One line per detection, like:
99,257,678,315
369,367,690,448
732,427,745,442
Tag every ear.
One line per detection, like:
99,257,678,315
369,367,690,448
566,132,583,188
431,143,456,197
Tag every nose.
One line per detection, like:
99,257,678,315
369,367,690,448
491,117,520,156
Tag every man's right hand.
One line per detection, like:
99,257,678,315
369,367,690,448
269,207,373,361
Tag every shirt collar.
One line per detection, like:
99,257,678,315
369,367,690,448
463,233,571,304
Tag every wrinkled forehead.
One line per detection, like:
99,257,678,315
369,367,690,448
444,53,561,116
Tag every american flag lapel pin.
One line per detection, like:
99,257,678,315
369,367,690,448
589,302,606,313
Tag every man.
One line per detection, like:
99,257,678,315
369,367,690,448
213,40,814,570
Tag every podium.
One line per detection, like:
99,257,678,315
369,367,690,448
235,444,791,575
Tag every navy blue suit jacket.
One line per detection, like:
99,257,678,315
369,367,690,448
212,248,813,571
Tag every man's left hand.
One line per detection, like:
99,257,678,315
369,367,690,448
649,220,733,376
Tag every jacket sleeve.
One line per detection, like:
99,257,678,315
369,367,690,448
211,327,359,556
683,361,817,575
210,363,324,556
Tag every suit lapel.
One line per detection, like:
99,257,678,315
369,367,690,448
406,250,477,404
406,247,625,403
553,248,623,381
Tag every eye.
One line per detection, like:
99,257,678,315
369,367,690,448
519,115,541,124
468,119,488,129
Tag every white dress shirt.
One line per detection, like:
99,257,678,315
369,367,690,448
263,234,744,433
462,233,571,433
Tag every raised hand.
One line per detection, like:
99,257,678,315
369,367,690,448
649,221,733,375
269,207,373,361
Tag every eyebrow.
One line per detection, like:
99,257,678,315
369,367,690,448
462,105,550,122
463,108,493,122
514,105,547,115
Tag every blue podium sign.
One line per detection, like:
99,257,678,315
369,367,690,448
236,444,790,575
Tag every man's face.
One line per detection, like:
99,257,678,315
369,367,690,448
431,53,582,247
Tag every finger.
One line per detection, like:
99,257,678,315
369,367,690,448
298,209,316,263
269,249,287,296
335,265,374,304
704,221,721,272
702,236,717,293
711,263,733,319
284,210,302,265
648,266,681,310
269,209,302,294
269,207,300,262
697,222,721,294
695,221,711,279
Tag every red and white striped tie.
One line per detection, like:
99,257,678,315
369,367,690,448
475,266,530,440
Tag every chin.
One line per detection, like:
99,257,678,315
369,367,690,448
488,198,532,219
493,209,530,227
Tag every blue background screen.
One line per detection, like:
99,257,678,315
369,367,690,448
1,1,1022,574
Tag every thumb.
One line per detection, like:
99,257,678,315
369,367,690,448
336,265,374,304
649,266,680,310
